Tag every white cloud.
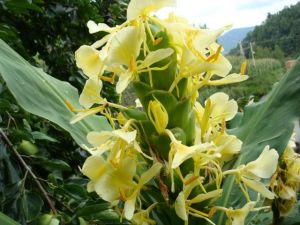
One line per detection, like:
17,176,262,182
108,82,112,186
156,0,299,29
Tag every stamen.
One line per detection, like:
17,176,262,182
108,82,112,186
240,61,247,75
206,45,223,62
185,175,199,186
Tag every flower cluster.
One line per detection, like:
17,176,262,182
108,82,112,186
69,0,289,224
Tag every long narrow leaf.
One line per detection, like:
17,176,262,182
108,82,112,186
0,212,20,225
0,40,111,146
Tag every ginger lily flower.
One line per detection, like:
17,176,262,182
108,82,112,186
224,201,256,225
131,203,157,225
123,162,162,220
223,146,279,199
106,26,174,93
174,175,222,223
75,45,105,78
81,156,136,202
79,79,105,109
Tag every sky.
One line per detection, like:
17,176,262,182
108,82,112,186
156,0,299,29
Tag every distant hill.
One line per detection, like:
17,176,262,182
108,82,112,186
218,27,254,54
231,2,300,58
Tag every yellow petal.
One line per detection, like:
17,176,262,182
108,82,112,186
171,141,214,168
79,79,104,109
87,129,136,147
242,177,276,199
207,73,249,86
75,45,104,78
116,71,133,93
107,26,142,66
139,162,162,185
138,48,174,69
192,25,232,54
214,134,242,162
226,201,256,225
244,145,279,179
174,192,188,221
87,131,112,147
209,92,238,122
94,158,136,202
127,0,176,20
81,155,106,180
87,20,115,33
124,195,137,220
70,107,104,124
189,189,222,204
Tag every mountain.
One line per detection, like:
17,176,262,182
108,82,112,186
218,27,254,54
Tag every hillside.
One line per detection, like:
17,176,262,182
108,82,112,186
231,2,300,58
218,27,254,54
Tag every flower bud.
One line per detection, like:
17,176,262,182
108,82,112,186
148,99,168,134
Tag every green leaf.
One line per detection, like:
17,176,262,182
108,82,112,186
0,40,111,147
31,131,58,143
32,156,72,171
214,57,300,225
0,212,20,225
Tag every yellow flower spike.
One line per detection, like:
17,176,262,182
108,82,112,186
240,61,248,75
147,99,168,134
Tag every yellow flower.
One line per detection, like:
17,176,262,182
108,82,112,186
208,92,238,123
170,140,215,169
148,99,169,134
75,45,105,78
213,133,242,163
123,163,162,220
106,26,174,93
243,146,279,179
131,203,157,225
225,202,256,225
81,156,136,202
225,146,279,199
79,79,105,109
174,174,222,223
